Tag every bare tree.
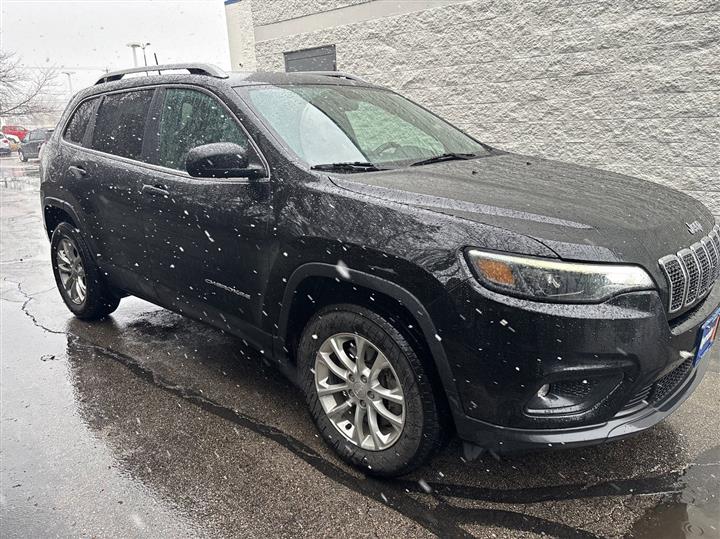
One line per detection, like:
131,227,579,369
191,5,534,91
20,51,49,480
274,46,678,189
0,51,59,117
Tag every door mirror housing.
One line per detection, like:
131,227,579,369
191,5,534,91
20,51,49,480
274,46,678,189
185,142,264,179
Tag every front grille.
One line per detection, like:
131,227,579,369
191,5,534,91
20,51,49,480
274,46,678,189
692,243,712,293
702,236,719,282
659,224,720,313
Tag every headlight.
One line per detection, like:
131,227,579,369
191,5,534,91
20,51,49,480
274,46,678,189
466,249,654,303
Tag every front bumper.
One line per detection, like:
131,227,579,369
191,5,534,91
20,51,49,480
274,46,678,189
459,347,711,453
437,277,719,451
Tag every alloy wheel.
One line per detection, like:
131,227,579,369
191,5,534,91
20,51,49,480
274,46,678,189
56,237,87,305
314,332,405,451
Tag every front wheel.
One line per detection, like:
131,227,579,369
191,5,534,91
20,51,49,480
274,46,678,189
18,150,27,162
298,304,444,477
50,222,120,320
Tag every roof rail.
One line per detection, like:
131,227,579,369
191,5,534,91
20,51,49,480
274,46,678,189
95,63,228,85
302,71,368,84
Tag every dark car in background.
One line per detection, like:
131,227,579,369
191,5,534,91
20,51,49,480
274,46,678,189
19,128,54,161
39,64,719,476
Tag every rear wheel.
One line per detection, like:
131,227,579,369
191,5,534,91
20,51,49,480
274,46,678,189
51,222,120,320
298,304,444,477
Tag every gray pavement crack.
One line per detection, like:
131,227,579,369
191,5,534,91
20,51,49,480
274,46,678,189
12,281,65,335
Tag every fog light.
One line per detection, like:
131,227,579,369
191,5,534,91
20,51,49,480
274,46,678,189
525,374,622,416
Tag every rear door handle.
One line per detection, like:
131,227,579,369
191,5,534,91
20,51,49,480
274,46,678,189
142,184,170,196
67,165,87,178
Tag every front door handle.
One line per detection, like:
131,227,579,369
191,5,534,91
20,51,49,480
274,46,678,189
67,165,87,179
142,184,170,196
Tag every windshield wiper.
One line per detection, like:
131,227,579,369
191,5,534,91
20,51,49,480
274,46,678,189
311,161,385,173
410,152,477,167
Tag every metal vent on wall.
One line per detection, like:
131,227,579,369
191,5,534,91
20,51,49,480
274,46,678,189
284,45,337,73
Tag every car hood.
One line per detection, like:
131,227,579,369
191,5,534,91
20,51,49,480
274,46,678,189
329,152,716,268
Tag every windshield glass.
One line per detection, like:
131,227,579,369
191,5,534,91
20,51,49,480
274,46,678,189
242,85,487,167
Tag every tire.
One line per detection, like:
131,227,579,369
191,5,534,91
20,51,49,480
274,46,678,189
298,304,444,477
18,150,27,162
50,222,120,320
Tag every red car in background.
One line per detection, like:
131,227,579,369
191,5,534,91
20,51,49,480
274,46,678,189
1,126,29,141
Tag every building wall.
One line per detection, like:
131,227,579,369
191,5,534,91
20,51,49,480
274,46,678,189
251,0,369,26
251,0,720,217
225,0,258,70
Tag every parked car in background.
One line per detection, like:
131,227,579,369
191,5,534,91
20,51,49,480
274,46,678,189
1,125,29,141
19,128,54,161
5,134,21,151
0,136,11,156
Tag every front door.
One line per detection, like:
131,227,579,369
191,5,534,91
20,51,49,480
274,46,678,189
142,87,272,343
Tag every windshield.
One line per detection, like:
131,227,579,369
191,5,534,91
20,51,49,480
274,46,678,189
242,85,487,168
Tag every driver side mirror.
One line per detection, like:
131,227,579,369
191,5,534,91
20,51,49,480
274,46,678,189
186,142,264,179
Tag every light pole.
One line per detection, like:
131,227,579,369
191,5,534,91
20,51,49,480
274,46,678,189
61,71,75,94
126,42,151,67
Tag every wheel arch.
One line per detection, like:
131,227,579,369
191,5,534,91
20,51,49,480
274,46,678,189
43,197,81,239
276,262,463,425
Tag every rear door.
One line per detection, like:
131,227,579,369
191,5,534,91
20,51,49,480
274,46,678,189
55,95,101,244
77,88,158,296
141,86,272,340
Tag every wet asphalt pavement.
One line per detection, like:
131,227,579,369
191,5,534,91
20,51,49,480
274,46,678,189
1,155,718,538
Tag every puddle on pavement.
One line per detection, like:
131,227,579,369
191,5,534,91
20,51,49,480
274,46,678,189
629,448,719,538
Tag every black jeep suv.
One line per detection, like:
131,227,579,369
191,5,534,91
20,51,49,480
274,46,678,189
41,64,719,476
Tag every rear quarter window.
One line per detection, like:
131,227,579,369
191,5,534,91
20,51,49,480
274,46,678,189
64,98,98,145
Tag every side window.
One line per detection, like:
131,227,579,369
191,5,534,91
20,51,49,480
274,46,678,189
63,98,97,145
92,90,154,160
156,88,248,171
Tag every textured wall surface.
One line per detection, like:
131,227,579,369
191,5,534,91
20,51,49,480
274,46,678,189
226,1,258,70
252,0,369,26
253,0,720,218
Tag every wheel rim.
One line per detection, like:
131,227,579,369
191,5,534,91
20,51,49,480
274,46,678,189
56,237,87,305
314,332,405,451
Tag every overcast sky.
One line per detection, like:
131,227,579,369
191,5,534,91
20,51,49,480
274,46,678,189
1,0,231,97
